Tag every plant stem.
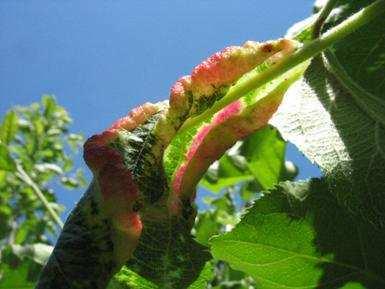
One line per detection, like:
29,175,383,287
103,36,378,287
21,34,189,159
16,164,64,229
312,0,339,39
179,0,385,132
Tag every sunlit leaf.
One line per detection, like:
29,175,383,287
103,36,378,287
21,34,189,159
11,244,53,266
0,111,18,144
240,125,285,190
200,154,254,193
211,179,385,288
0,143,15,172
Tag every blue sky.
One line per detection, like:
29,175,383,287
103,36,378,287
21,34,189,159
0,0,320,217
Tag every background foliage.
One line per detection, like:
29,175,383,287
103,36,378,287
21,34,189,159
0,96,85,288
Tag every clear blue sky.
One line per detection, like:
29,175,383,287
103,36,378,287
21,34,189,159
0,0,320,218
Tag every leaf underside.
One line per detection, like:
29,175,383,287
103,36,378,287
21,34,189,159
271,0,385,226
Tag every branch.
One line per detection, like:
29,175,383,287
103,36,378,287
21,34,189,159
16,163,64,229
312,0,339,39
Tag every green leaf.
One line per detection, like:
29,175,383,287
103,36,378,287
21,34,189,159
38,112,212,289
0,170,6,185
41,95,56,119
163,39,306,200
240,125,285,190
0,143,15,171
108,262,212,289
0,111,18,144
34,163,63,175
271,56,385,226
186,262,213,289
0,262,36,289
211,179,385,288
323,0,385,128
270,0,385,220
200,154,254,193
0,247,42,289
194,212,221,246
11,243,53,266
273,0,385,216
201,126,287,194
36,40,304,288
286,13,318,42
108,267,157,289
67,133,84,151
271,0,385,226
126,213,211,289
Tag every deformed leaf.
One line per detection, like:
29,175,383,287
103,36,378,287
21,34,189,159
164,41,305,206
37,38,304,289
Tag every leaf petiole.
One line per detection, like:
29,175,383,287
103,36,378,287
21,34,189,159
15,163,64,229
178,0,385,134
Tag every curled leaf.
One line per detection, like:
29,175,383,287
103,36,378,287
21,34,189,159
37,38,304,289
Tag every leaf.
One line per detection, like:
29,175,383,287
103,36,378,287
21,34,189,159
41,95,57,119
200,154,254,193
271,0,385,226
11,243,53,266
271,56,385,226
240,125,285,190
37,39,305,288
60,176,80,188
0,111,18,144
186,262,213,289
0,262,36,289
163,39,305,201
201,125,287,195
0,247,42,289
108,267,157,289
34,163,63,175
67,133,84,151
164,62,306,200
38,106,211,289
323,0,385,128
0,170,6,185
108,262,212,289
126,211,211,289
285,13,318,42
211,179,385,288
194,212,222,246
0,143,15,171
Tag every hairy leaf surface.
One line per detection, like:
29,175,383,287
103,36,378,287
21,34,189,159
271,1,385,226
271,56,385,226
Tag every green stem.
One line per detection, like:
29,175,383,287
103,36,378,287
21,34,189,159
16,164,64,229
179,0,385,132
312,0,339,39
